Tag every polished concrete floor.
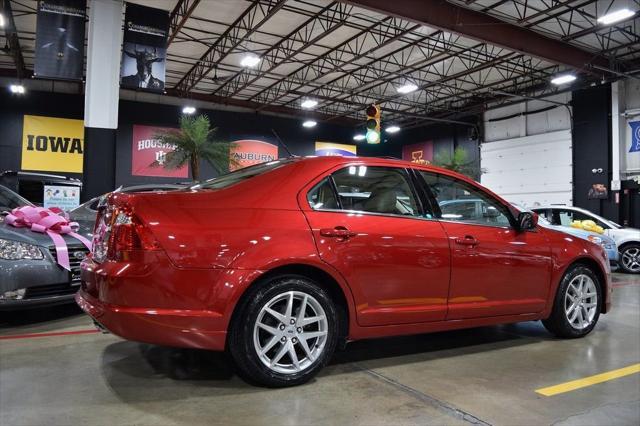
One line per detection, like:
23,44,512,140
1,273,639,426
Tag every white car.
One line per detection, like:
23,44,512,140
532,205,640,274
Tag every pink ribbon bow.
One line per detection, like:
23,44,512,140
5,206,92,271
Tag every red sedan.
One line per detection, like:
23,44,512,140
77,156,611,387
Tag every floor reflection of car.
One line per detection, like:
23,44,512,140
78,157,612,387
533,205,639,274
0,184,90,310
70,184,186,239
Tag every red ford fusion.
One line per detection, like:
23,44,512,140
77,156,611,387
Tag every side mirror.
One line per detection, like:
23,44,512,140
517,211,538,232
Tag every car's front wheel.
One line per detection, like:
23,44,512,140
229,275,339,387
619,243,640,274
542,265,602,338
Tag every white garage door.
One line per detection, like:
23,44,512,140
480,129,572,208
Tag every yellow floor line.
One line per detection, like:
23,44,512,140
536,363,640,396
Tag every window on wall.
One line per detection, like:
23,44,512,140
419,171,512,227
307,166,422,217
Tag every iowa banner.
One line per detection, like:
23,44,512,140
121,3,169,92
131,125,189,178
21,115,84,173
34,0,86,80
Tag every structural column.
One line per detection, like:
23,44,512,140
82,0,123,200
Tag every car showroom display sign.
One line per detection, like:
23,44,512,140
230,140,278,171
402,141,433,165
21,115,84,173
43,184,80,210
131,125,189,178
315,142,357,156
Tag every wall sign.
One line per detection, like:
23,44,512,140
230,140,278,171
629,121,640,153
120,3,169,92
131,125,189,178
315,142,357,156
402,141,433,164
34,0,86,80
43,185,80,210
21,115,84,173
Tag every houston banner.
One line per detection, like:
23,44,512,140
402,141,433,165
121,3,169,92
21,115,84,173
315,142,357,156
230,140,279,171
34,0,86,80
131,125,189,178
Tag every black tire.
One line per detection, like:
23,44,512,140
542,265,602,338
619,243,640,274
228,274,339,387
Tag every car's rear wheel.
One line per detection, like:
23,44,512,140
229,275,338,387
619,243,640,274
542,265,602,338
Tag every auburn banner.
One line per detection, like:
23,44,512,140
21,115,84,173
131,125,189,178
315,142,357,156
121,3,169,92
34,0,86,80
230,140,279,171
402,141,433,165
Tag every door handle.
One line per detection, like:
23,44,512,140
455,235,479,246
320,227,357,239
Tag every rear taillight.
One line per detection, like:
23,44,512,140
108,210,161,256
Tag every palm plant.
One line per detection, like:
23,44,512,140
151,114,235,181
433,146,482,178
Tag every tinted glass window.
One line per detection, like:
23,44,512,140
192,159,292,190
420,172,511,227
307,178,339,210
553,209,608,229
0,185,33,212
329,166,420,217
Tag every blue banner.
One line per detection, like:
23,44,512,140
630,121,640,153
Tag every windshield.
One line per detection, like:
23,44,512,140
190,159,292,190
0,185,33,213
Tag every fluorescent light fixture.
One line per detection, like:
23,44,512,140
300,99,318,109
9,84,25,94
240,54,260,67
182,106,196,114
597,8,635,25
551,74,577,85
396,83,418,94
353,134,365,141
302,120,317,128
386,125,400,133
0,13,5,28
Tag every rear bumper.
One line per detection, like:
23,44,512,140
75,290,227,350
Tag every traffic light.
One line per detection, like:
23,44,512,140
365,104,381,144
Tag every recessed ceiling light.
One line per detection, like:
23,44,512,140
182,106,196,114
396,83,418,94
9,84,25,94
353,134,365,141
301,99,318,109
597,8,635,25
302,120,317,128
551,74,577,85
240,54,260,67
0,13,5,28
386,126,400,133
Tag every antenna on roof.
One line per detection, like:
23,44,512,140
271,129,295,157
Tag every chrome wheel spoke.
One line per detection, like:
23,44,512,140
265,307,286,323
297,336,314,361
271,342,290,366
260,335,280,356
257,323,278,335
284,291,294,319
289,345,301,371
301,315,325,327
302,330,327,340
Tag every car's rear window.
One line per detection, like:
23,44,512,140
190,159,293,190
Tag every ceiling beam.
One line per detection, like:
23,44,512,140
1,0,26,79
340,0,611,73
167,0,201,47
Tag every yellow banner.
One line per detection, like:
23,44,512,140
21,115,85,173
315,142,357,156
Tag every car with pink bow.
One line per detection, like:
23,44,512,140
0,184,91,310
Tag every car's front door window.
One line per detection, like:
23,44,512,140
419,172,511,227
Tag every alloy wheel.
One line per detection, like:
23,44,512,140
621,247,640,273
564,274,598,330
253,290,328,375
